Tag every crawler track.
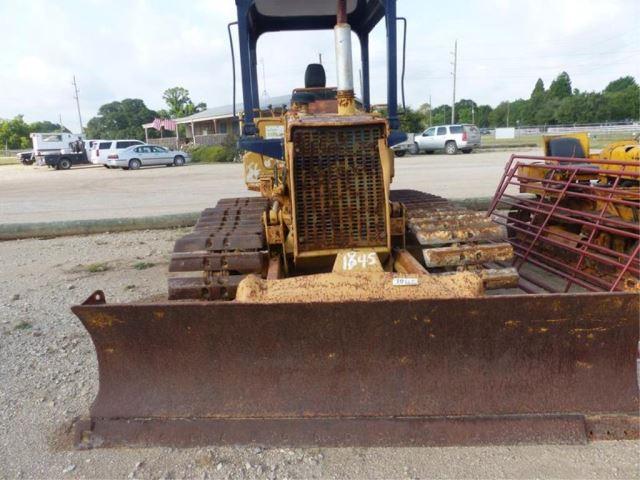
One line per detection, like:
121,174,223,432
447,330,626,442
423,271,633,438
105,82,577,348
391,190,517,287
168,197,269,300
168,191,516,300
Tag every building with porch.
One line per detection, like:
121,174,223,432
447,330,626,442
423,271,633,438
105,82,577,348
143,94,290,148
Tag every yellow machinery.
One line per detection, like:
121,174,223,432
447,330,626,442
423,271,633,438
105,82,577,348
493,133,639,291
71,1,639,448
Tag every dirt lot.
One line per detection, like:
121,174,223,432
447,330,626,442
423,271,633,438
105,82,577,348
0,149,539,224
0,229,638,479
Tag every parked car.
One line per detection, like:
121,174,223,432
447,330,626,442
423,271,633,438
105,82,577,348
411,124,481,154
106,144,190,170
91,139,145,166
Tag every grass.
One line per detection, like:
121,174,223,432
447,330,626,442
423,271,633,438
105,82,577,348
0,157,18,165
480,135,540,147
480,131,638,149
86,262,109,273
14,321,32,330
132,261,155,270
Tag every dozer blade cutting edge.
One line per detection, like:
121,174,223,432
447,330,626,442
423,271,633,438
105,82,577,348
72,290,639,448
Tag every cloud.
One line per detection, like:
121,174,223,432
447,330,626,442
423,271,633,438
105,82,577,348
0,0,637,131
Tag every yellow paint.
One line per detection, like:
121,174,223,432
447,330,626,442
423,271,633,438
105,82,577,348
333,249,384,273
85,312,123,329
576,361,593,369
543,132,590,158
516,134,639,279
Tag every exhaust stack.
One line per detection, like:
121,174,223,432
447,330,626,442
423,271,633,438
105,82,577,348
335,0,355,115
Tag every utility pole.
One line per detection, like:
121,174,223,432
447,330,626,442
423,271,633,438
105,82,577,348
318,53,322,65
260,58,268,103
506,101,510,128
72,75,83,134
429,93,432,126
451,40,457,124
59,114,63,132
471,104,475,124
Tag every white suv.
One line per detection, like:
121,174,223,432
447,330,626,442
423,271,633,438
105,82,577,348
91,139,145,166
411,124,481,154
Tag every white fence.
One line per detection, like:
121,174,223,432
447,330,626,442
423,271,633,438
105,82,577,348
2,148,25,157
153,134,229,149
510,122,640,137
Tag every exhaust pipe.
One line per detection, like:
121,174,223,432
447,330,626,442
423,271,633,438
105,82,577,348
335,0,355,115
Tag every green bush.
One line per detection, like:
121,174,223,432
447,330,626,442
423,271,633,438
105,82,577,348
190,142,239,163
191,145,234,163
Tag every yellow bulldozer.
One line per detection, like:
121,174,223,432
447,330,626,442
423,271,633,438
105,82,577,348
490,132,639,292
72,0,639,448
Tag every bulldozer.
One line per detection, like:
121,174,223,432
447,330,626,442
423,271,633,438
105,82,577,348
72,0,639,448
490,133,639,292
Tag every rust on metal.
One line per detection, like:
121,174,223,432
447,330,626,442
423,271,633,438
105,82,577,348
291,124,388,254
394,248,429,274
479,267,520,290
412,223,506,246
489,154,639,292
72,291,640,447
168,197,269,300
423,243,513,268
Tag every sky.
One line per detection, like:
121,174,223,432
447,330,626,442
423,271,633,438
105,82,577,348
1,0,638,133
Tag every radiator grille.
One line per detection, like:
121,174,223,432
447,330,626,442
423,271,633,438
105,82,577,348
292,125,387,253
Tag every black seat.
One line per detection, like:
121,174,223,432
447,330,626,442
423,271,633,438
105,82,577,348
304,63,326,88
548,137,586,158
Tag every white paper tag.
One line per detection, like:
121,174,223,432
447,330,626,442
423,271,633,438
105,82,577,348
392,277,419,286
264,125,284,139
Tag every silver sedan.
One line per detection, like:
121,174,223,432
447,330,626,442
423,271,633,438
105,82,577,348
107,144,190,170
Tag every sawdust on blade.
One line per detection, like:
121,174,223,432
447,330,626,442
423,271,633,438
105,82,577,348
236,271,483,303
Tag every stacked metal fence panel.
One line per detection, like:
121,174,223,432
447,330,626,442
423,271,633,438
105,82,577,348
489,155,639,293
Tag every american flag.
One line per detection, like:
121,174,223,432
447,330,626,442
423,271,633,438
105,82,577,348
151,118,177,131
162,118,177,131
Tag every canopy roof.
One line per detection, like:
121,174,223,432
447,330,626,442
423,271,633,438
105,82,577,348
237,0,385,37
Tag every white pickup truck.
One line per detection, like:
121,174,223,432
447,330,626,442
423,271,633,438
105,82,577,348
393,124,481,155
30,132,85,164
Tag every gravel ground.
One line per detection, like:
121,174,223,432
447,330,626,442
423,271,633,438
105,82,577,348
1,229,639,479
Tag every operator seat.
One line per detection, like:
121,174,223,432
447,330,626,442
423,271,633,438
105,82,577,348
304,63,326,88
291,63,338,113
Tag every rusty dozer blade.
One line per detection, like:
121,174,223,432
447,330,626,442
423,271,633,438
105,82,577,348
72,290,640,448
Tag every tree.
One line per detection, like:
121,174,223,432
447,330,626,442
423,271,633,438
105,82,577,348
454,99,477,124
162,87,207,118
0,116,30,149
604,76,637,94
85,99,156,140
398,106,427,132
488,102,509,127
531,78,545,101
548,72,572,99
474,105,493,128
29,121,69,133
